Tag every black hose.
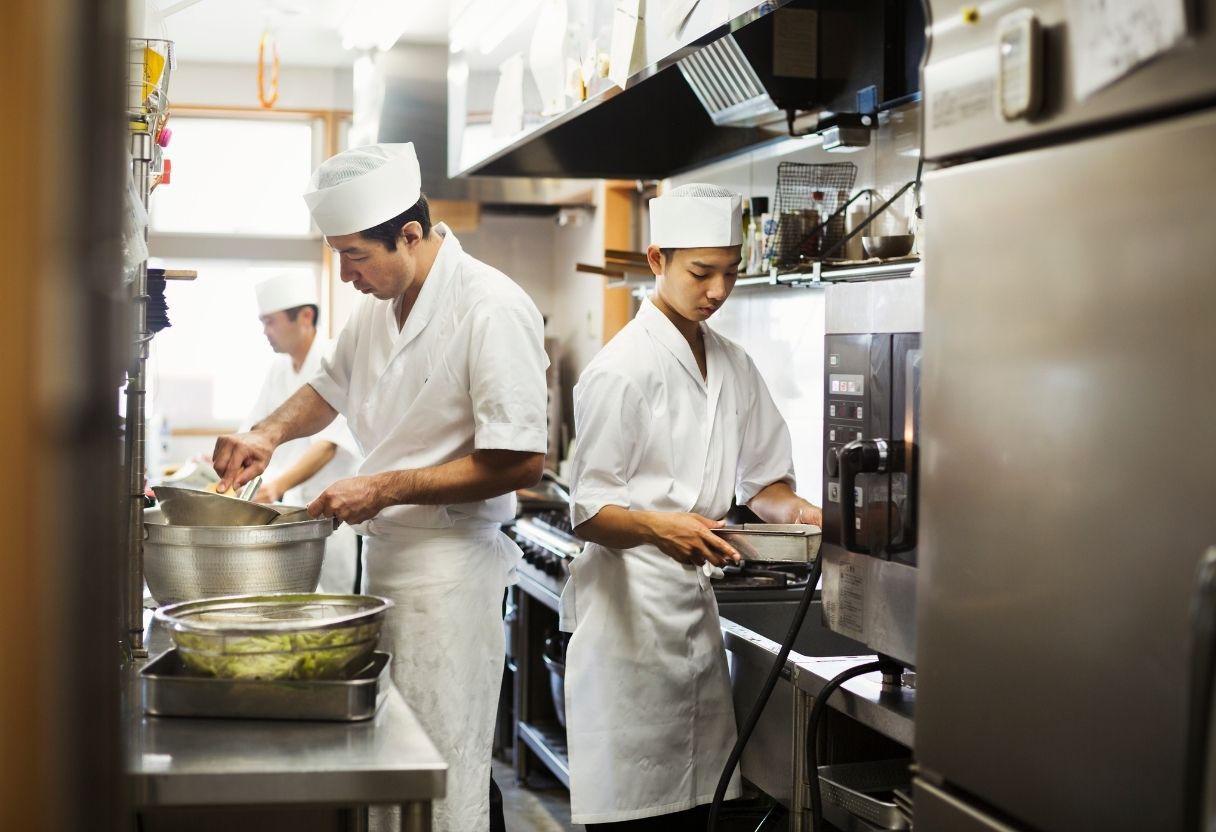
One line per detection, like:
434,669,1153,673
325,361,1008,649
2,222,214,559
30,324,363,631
707,555,824,831
805,659,889,830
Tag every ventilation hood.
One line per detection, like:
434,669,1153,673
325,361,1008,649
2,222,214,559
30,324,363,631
375,43,595,211
449,0,925,181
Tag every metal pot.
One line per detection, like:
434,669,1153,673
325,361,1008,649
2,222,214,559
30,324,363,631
143,508,331,605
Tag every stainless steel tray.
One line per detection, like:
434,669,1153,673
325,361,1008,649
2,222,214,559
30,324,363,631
818,758,911,830
712,523,822,563
140,649,392,722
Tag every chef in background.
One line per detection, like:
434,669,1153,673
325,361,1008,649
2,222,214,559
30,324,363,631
241,272,362,593
211,142,548,832
560,183,822,830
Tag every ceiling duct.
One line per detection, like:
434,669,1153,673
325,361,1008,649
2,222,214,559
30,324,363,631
376,43,594,211
450,0,925,179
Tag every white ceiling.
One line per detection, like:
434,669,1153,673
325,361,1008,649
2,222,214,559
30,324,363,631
160,0,451,68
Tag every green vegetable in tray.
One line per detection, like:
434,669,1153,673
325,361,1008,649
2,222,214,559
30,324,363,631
173,623,381,680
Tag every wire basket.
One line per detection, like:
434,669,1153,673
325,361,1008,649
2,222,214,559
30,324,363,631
770,162,858,267
127,38,175,124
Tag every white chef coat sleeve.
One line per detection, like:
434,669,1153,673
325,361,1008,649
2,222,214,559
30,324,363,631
467,300,550,453
307,309,359,415
735,356,797,505
569,368,651,528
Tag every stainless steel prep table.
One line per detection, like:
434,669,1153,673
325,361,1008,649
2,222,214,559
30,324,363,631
124,617,446,831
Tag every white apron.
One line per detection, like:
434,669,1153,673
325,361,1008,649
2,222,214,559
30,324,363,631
309,226,547,832
560,299,796,824
367,526,519,832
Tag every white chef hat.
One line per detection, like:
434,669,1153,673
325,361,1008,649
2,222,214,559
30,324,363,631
254,272,318,317
649,183,743,248
303,143,421,236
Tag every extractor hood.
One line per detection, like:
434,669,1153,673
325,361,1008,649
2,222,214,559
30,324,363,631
375,43,595,211
449,0,925,181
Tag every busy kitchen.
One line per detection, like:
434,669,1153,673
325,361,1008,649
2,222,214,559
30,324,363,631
3,0,1214,830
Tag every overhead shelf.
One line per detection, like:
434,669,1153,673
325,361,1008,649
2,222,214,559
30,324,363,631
581,257,920,293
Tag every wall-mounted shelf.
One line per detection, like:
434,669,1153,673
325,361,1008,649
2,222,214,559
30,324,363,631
609,258,920,296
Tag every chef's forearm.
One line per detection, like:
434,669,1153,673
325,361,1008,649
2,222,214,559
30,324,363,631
574,506,663,549
254,384,338,445
748,481,816,524
372,449,544,507
269,440,337,496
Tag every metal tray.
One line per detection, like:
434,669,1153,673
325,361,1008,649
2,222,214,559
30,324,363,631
712,523,822,563
818,758,911,830
140,649,392,722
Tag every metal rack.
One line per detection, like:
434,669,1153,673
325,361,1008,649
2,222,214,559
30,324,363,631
124,38,175,656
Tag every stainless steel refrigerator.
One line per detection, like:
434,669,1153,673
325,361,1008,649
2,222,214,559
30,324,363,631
915,0,1216,828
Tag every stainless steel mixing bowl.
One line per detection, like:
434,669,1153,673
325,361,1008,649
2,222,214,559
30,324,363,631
154,593,393,680
143,508,332,605
862,234,915,259
152,485,281,527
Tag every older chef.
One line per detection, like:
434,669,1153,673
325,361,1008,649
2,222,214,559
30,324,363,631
211,143,549,832
560,183,822,830
242,272,362,594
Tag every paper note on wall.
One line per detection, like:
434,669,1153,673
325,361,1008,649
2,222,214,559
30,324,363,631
491,54,525,138
609,0,643,89
1065,0,1189,99
659,0,701,38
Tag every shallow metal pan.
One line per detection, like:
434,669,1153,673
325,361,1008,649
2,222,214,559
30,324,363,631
140,649,392,722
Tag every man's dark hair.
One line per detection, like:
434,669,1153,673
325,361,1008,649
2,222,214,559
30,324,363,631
284,304,320,329
660,248,675,261
359,193,433,251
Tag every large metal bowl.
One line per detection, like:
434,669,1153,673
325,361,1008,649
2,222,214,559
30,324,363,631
154,593,394,680
143,508,331,605
153,485,280,527
862,234,915,259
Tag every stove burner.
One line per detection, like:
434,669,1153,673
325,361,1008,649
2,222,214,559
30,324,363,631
533,511,573,535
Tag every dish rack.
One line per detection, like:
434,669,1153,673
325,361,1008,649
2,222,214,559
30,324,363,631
769,160,922,267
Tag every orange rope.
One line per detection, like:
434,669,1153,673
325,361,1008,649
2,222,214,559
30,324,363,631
257,31,280,109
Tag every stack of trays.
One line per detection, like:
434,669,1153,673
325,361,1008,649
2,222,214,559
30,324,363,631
146,267,170,333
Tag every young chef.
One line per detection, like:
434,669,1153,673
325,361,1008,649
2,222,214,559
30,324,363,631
242,272,362,593
211,142,549,832
560,183,823,830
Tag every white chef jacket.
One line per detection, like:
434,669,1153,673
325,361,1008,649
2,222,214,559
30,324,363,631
242,335,361,505
306,223,547,832
560,296,795,824
307,223,550,538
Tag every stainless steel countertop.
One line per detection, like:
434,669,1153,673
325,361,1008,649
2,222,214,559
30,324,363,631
125,616,447,808
721,619,915,748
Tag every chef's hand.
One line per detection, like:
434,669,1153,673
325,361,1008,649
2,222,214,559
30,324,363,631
307,476,386,525
212,431,276,495
648,512,741,568
793,500,823,528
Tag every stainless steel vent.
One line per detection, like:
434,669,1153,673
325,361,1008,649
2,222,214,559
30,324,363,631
676,33,779,127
